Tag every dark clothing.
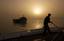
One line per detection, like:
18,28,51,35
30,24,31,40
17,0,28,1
44,16,50,25
43,24,50,33
43,16,51,34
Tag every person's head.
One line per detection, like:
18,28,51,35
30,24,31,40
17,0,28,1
48,13,51,17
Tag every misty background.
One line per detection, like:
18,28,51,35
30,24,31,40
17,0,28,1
0,0,64,33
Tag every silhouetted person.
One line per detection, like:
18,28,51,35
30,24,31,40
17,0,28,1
43,13,52,35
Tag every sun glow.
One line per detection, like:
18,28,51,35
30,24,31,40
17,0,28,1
33,7,42,14
32,6,46,15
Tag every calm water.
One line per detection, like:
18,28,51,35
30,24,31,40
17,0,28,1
0,13,43,33
0,13,64,33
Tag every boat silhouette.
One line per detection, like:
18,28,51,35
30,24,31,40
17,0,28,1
13,16,27,25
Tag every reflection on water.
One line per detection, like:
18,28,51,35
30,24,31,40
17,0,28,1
15,20,43,32
0,16,64,34
0,17,43,33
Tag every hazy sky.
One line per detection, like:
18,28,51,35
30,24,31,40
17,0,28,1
0,0,64,33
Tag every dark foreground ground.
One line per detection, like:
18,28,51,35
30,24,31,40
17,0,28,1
1,32,64,41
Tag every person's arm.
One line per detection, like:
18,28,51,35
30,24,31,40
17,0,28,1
49,17,52,23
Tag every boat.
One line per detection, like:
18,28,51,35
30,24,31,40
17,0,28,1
13,17,27,25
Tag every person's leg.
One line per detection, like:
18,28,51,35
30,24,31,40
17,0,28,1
43,25,48,36
47,25,51,34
